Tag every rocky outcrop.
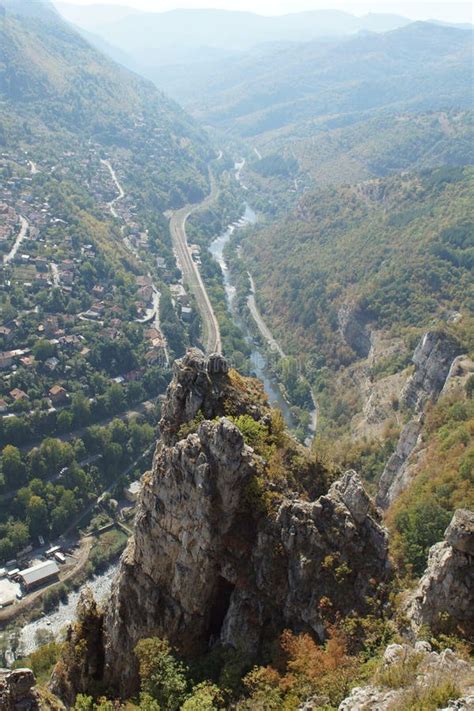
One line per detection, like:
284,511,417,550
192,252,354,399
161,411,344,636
376,417,423,508
0,668,40,710
377,331,461,508
401,330,461,413
338,303,371,358
53,350,391,699
441,355,474,397
50,588,104,706
159,348,265,444
406,510,474,637
102,415,258,694
338,642,473,711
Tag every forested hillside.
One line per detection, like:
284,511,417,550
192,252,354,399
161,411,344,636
0,0,211,208
257,111,474,187
241,166,473,369
186,23,472,138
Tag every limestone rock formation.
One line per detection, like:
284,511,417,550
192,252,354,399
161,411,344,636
401,330,461,413
337,302,371,358
406,509,474,637
103,414,258,693
377,417,422,508
338,643,473,711
53,349,391,698
50,588,104,705
445,510,474,555
377,330,461,508
0,668,40,710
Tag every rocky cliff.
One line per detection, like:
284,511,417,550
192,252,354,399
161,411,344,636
53,350,391,699
337,302,372,358
401,331,461,413
0,669,41,710
377,330,461,508
406,509,473,638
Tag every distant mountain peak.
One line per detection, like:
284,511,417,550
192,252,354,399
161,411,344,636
1,0,60,20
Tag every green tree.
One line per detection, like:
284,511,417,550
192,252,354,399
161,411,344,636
57,409,74,433
394,501,452,575
105,384,125,414
40,438,73,474
1,445,26,488
7,520,29,553
135,638,189,711
182,682,224,710
103,442,123,480
27,495,49,537
32,339,55,362
71,393,91,426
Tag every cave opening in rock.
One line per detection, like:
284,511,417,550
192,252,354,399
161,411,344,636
208,576,235,641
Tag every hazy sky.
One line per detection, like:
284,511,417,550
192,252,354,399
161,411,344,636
60,1,473,25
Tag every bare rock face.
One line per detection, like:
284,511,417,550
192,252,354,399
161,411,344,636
401,330,461,413
376,418,422,508
338,643,473,711
445,509,474,556
91,350,391,697
102,415,257,694
159,348,261,446
377,331,461,509
338,303,371,358
406,509,474,637
0,668,40,710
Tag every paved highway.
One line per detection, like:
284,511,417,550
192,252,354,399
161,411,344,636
170,175,222,354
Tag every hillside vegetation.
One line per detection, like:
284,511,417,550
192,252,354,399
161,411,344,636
0,0,211,208
241,166,473,370
186,23,472,139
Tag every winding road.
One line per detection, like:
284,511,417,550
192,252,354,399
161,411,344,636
101,159,125,218
247,273,286,358
169,175,222,354
4,215,29,264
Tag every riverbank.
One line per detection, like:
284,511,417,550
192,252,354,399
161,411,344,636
19,561,118,655
208,158,317,443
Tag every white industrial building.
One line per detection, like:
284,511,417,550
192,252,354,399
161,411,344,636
18,560,60,591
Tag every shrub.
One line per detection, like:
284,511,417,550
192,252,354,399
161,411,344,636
394,680,460,711
135,637,189,711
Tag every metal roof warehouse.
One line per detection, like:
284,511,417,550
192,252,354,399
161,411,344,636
19,560,60,590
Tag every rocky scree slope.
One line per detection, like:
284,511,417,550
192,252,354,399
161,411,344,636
52,349,391,699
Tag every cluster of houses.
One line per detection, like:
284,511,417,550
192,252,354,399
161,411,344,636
170,281,193,322
0,146,204,431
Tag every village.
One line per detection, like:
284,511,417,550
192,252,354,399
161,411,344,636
0,145,201,428
0,139,201,618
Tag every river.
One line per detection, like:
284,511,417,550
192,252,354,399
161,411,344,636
18,563,118,656
209,193,296,429
209,158,320,439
